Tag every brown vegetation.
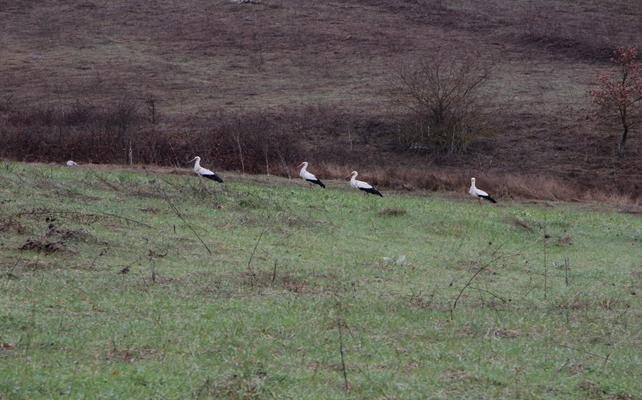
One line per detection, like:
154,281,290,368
590,47,642,154
1,1,641,199
19,238,67,254
0,101,304,173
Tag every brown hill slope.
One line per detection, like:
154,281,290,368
1,0,640,198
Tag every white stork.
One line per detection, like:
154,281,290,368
297,162,325,188
469,177,496,204
348,171,383,197
66,160,78,167
188,156,223,183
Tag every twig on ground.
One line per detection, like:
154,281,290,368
542,215,548,299
557,343,610,364
89,248,107,270
337,316,350,392
450,244,504,320
271,260,278,285
85,170,123,192
470,286,509,303
247,227,269,280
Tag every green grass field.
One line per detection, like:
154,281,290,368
0,162,640,399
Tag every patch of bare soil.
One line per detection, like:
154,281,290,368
440,369,473,383
17,221,92,254
0,342,16,351
19,238,67,254
493,328,521,339
506,216,536,232
240,270,320,294
106,346,156,363
195,370,268,400
45,223,91,242
0,217,26,234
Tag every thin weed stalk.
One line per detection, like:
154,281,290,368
543,215,548,300
247,226,269,283
336,316,350,392
450,244,504,320
159,186,212,255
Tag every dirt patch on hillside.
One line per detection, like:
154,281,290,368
0,217,27,234
19,238,68,254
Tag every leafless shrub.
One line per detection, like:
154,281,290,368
191,111,303,174
107,98,141,164
0,94,14,113
1,100,144,163
144,95,158,125
391,51,493,155
0,101,304,172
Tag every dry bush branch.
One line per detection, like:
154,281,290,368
247,226,269,282
158,187,212,256
450,244,505,320
391,51,493,155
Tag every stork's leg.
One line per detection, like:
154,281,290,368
478,198,482,206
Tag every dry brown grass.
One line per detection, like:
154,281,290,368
316,162,641,205
57,162,641,206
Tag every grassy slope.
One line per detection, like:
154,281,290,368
0,162,641,399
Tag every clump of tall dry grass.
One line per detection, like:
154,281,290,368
308,163,640,205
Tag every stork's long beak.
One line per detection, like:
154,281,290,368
345,175,352,180
187,157,197,163
296,163,304,169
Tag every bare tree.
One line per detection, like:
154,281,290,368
392,52,492,155
110,98,141,164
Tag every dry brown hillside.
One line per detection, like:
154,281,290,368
1,0,641,199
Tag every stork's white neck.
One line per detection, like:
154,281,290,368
193,158,201,170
